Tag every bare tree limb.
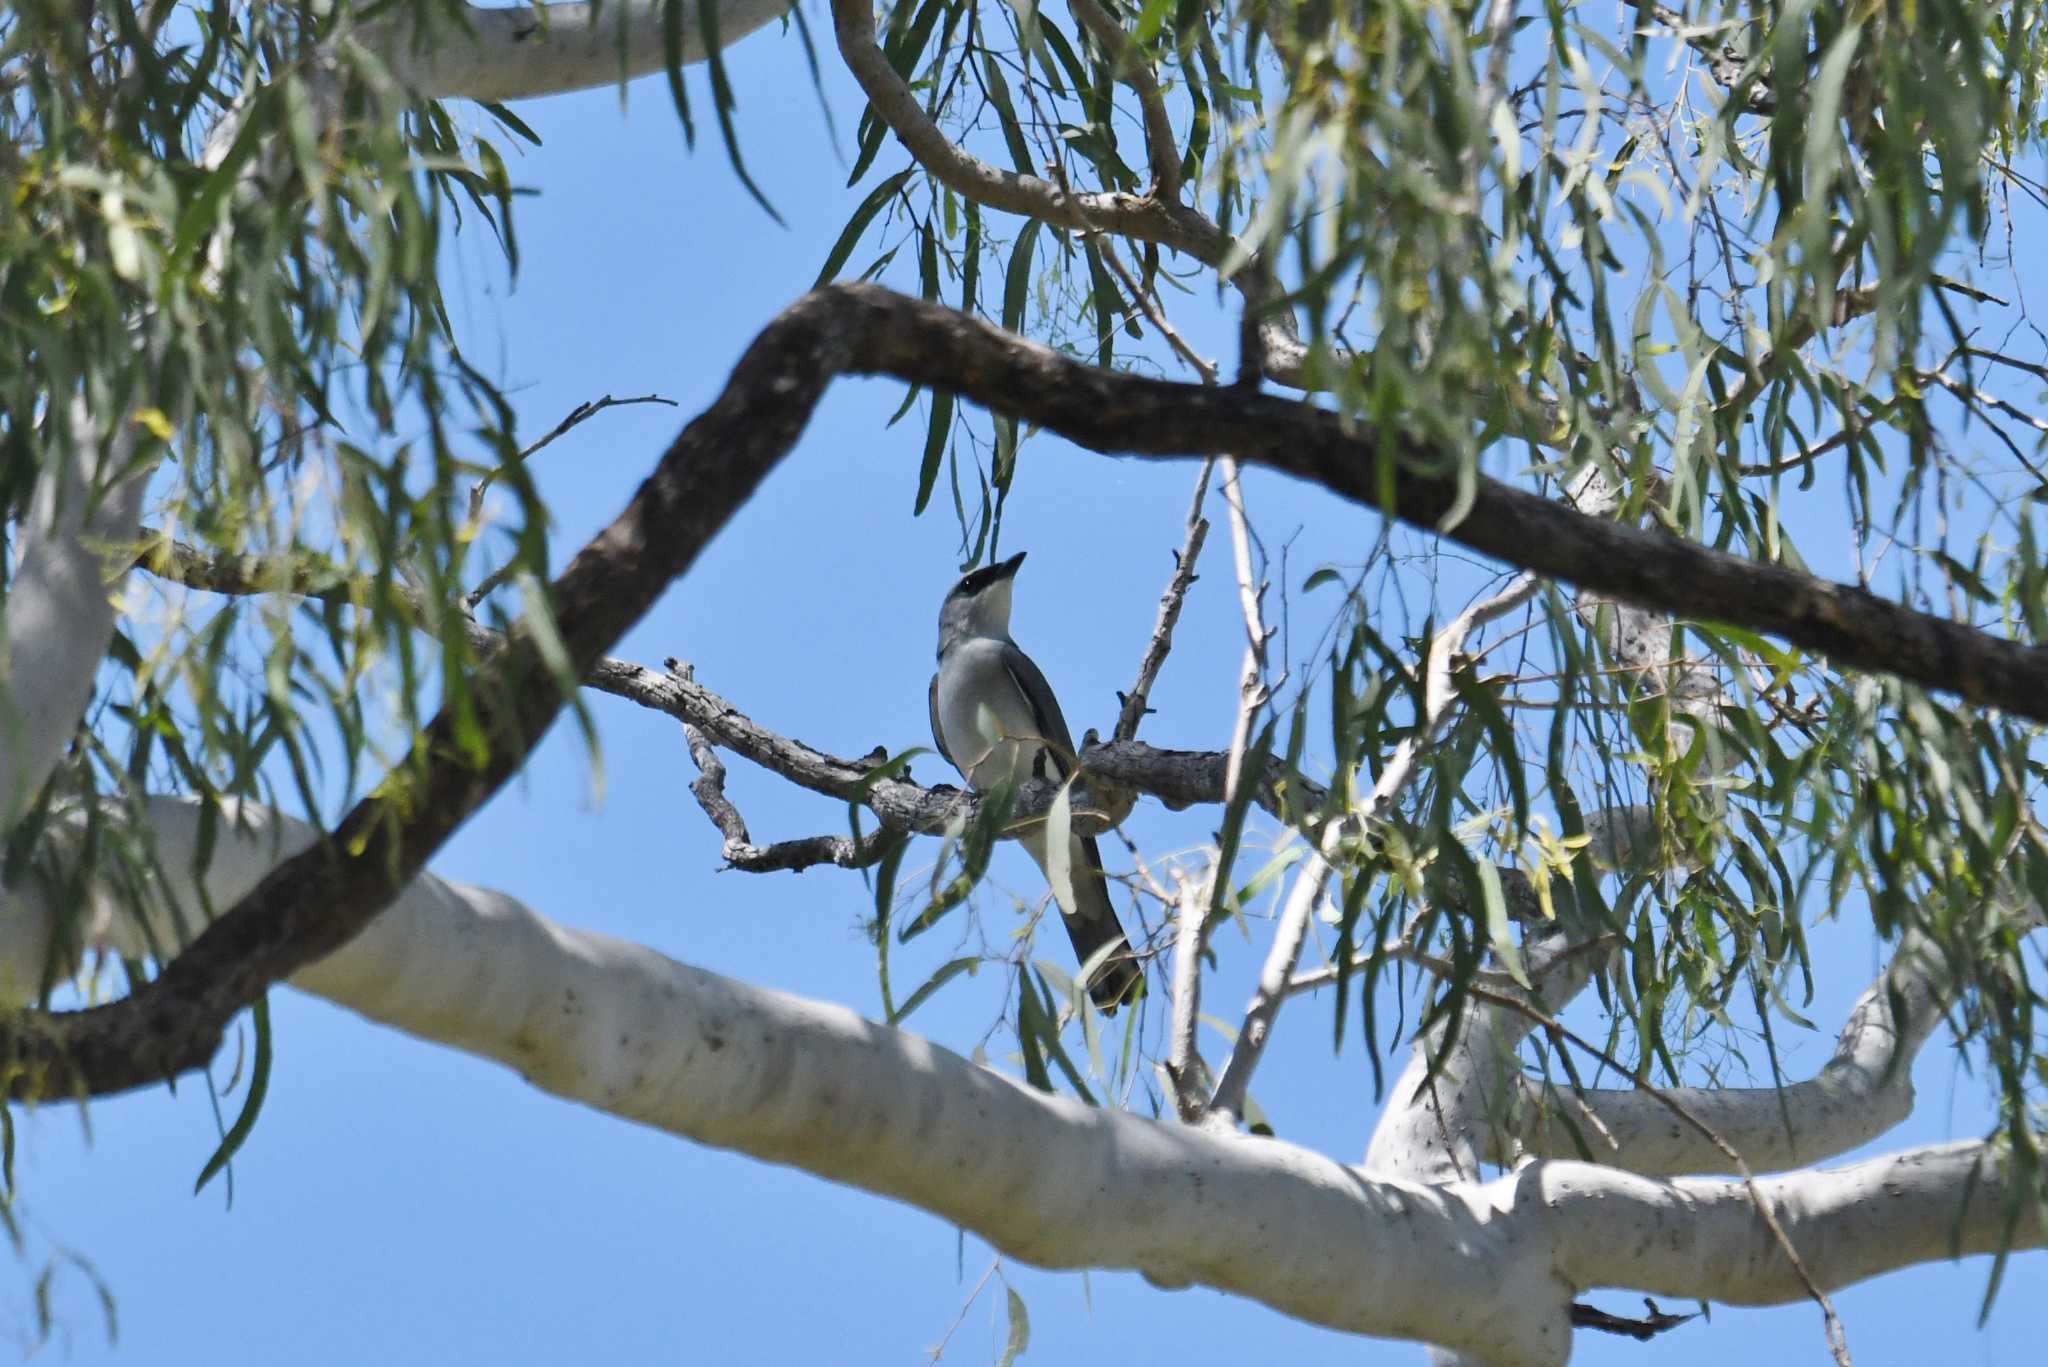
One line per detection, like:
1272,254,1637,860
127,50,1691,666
1203,823,1340,1128
1367,924,1608,1187
1503,930,1953,1175
0,281,864,1099
666,660,903,872
136,538,1333,838
362,0,792,103
825,0,1320,386
1216,459,1275,811
1208,573,1542,1129
1464,980,1857,1364
0,409,145,835
24,797,2031,1366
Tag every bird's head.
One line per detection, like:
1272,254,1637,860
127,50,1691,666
937,550,1026,655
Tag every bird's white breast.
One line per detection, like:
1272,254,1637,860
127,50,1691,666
936,638,1046,792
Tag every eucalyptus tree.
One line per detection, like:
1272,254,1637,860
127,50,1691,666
2,3,2045,1363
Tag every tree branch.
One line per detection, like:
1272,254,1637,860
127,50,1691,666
1540,1140,2038,1309
361,0,793,102
1367,924,1608,1186
1204,823,1339,1128
1209,573,1541,1131
53,281,2048,1097
145,536,1337,843
1503,930,1953,1175
667,660,903,872
0,280,855,1099
826,0,1318,384
1164,874,1213,1123
20,797,2031,1365
1,407,145,833
775,287,2047,725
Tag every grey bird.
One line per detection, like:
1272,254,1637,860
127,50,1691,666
929,551,1142,1011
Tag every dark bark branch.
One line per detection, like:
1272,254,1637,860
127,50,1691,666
42,281,2048,1100
717,828,904,873
136,545,1323,851
773,287,2041,724
665,658,904,873
601,654,1319,843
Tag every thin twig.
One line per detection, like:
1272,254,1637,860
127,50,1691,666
467,391,677,523
1094,236,1218,381
925,1257,1001,1363
669,659,751,833
1204,822,1341,1128
1116,460,1214,742
465,392,678,606
1915,366,2048,485
668,659,899,871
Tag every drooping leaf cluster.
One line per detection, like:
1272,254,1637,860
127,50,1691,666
1,2,551,980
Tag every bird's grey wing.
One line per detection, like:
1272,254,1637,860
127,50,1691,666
998,646,1139,1010
997,641,1078,776
927,671,955,770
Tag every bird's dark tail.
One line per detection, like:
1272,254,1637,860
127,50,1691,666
1033,831,1142,1012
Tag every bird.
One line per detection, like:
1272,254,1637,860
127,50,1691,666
928,551,1143,1011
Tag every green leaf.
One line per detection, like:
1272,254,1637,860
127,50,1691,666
915,390,955,513
1474,860,1528,989
982,54,1037,174
659,0,696,145
1026,966,1097,1103
1453,666,1527,833
1016,963,1055,1092
961,200,982,317
169,91,272,269
1083,238,1121,364
847,111,889,188
816,167,914,287
888,957,978,1024
696,0,784,223
1004,221,1042,335
999,1287,1031,1367
1043,777,1077,913
194,995,274,1196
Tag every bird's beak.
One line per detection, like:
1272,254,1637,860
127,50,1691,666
994,551,1027,580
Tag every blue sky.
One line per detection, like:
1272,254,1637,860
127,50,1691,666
12,9,2045,1364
